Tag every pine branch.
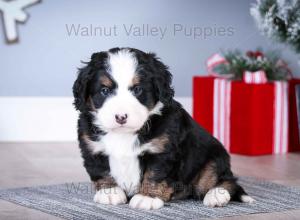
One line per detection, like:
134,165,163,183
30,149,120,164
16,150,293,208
251,0,300,54
212,49,291,81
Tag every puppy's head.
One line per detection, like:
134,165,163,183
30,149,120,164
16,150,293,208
73,47,174,133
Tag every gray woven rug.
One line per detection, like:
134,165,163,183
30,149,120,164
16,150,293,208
0,176,300,220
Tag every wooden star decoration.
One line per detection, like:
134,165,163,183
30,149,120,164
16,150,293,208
0,0,41,44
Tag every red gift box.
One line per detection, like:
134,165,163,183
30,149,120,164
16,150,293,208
193,76,300,155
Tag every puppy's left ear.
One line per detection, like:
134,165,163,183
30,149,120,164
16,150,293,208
149,53,174,106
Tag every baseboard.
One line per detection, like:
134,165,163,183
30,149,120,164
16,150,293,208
0,97,192,142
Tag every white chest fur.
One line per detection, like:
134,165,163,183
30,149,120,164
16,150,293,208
100,132,141,196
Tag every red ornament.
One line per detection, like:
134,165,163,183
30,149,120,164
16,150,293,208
254,51,264,58
246,51,255,58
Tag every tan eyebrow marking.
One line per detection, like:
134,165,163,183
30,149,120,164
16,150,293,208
99,75,113,87
131,74,140,86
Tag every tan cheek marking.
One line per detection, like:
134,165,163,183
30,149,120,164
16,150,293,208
139,171,174,202
100,75,113,87
193,161,218,196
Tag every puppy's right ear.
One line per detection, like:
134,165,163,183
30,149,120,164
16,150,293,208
73,52,108,111
72,64,93,111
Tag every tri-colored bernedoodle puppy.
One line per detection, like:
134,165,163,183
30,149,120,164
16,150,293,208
72,47,254,210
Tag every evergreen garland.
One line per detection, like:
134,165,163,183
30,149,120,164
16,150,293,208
213,49,291,80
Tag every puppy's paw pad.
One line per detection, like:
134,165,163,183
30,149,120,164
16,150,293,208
241,195,255,204
93,187,127,205
203,187,230,207
129,194,164,210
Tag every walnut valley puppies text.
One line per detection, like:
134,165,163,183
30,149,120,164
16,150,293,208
65,24,235,40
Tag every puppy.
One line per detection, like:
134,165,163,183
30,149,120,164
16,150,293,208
73,47,254,210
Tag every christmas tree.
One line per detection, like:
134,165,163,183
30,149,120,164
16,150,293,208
250,0,300,54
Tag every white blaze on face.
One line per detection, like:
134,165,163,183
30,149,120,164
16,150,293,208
95,49,149,132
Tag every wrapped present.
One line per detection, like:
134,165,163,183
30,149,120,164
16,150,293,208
193,53,300,155
297,86,300,142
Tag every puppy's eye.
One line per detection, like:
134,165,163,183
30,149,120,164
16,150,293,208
132,86,143,96
100,87,111,97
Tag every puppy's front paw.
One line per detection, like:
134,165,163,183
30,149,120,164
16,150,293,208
129,194,164,210
93,187,127,205
203,187,230,207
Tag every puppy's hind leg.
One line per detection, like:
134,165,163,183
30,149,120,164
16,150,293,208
203,187,231,207
192,162,230,207
203,180,255,207
231,183,255,204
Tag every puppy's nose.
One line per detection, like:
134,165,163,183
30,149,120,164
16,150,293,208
115,114,128,125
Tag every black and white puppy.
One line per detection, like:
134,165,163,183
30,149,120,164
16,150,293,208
73,47,254,210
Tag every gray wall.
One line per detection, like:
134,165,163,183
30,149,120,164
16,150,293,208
0,0,299,97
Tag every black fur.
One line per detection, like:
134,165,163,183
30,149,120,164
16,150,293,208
73,47,249,203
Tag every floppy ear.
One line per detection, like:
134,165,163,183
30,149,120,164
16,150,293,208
149,53,174,105
72,64,93,111
73,52,108,111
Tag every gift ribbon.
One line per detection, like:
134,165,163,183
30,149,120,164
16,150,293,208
206,53,227,73
206,53,233,79
213,78,231,151
273,81,289,154
243,70,268,84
